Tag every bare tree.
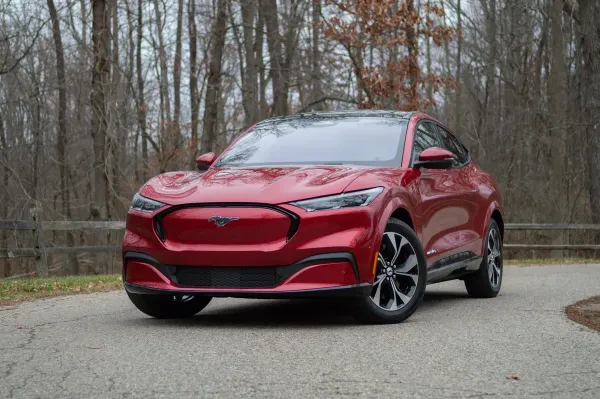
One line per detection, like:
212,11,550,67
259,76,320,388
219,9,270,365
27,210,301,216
90,0,110,220
201,0,229,153
241,0,259,126
189,0,200,163
579,0,600,224
136,0,149,181
260,0,285,116
47,0,78,274
173,0,183,143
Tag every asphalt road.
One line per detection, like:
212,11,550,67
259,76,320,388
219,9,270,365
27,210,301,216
1,264,600,399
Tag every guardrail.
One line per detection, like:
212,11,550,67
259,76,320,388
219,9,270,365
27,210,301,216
1,209,599,277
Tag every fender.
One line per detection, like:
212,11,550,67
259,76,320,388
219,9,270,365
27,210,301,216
366,194,418,283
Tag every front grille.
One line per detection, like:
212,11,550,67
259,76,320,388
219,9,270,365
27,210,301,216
175,266,278,288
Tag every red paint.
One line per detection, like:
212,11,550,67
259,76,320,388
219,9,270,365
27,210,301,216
138,165,379,205
195,152,215,167
126,261,172,286
418,147,454,161
123,112,502,295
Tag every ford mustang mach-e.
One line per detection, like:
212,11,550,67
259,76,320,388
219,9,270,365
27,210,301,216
122,111,504,323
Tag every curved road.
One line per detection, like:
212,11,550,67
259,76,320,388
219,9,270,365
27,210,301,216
1,264,600,398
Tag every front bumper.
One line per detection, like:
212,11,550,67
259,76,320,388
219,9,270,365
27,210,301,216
123,201,385,286
123,251,372,299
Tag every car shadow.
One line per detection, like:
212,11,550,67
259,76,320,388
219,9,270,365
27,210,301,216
122,289,473,329
421,290,472,307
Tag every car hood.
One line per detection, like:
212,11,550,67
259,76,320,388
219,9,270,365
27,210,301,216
138,165,381,205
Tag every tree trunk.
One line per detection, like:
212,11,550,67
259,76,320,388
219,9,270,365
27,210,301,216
47,0,78,274
259,0,286,116
549,0,567,221
173,0,183,148
0,110,10,277
281,1,302,114
136,0,148,182
580,0,600,224
454,0,462,128
153,0,172,163
31,79,41,205
257,7,268,119
109,0,121,218
405,1,419,110
189,0,200,165
241,0,259,126
125,0,137,183
90,0,110,220
311,0,324,110
480,0,497,155
425,0,432,112
201,0,228,153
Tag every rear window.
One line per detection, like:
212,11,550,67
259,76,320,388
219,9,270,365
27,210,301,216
215,116,407,167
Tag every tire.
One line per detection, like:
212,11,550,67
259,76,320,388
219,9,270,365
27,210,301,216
464,219,503,298
127,292,212,319
353,218,427,324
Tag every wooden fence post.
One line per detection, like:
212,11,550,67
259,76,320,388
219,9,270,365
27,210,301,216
30,208,48,277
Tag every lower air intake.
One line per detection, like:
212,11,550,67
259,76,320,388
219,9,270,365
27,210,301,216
175,266,278,289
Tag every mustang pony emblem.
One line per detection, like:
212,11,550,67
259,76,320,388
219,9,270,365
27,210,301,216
208,215,240,227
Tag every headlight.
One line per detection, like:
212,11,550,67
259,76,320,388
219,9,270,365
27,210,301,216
130,193,166,213
290,187,384,212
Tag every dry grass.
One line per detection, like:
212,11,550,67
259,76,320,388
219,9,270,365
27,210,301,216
0,274,122,305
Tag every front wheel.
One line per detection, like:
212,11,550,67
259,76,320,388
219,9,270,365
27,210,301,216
464,219,503,298
353,218,427,324
127,292,212,319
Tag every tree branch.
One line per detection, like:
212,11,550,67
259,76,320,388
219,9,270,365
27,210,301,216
298,96,359,113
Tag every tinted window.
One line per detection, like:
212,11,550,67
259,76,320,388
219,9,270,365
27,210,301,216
411,122,440,165
215,116,408,167
436,126,469,165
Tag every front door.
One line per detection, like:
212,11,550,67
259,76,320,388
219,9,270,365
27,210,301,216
410,121,467,267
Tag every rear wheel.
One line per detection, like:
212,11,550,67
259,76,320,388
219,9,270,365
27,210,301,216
127,292,212,319
353,218,427,324
464,219,503,298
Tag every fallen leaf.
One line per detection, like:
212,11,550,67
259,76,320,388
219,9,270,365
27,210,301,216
507,374,520,380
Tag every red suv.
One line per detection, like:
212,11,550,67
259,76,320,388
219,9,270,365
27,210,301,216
123,111,503,324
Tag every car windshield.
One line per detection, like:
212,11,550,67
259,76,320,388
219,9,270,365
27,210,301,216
214,115,408,167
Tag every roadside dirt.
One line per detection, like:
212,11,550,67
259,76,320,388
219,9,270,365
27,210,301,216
565,296,600,332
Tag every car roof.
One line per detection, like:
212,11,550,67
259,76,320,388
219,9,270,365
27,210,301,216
255,110,415,126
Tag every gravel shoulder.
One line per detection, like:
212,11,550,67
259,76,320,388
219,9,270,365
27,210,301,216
1,264,599,398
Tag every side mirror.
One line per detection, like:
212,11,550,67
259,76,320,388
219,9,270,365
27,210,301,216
195,152,215,171
414,147,455,169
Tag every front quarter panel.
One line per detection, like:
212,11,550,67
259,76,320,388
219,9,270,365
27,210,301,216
344,169,421,282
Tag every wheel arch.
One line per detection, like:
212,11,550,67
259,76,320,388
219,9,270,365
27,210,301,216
368,198,419,282
390,207,415,231
378,198,418,240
